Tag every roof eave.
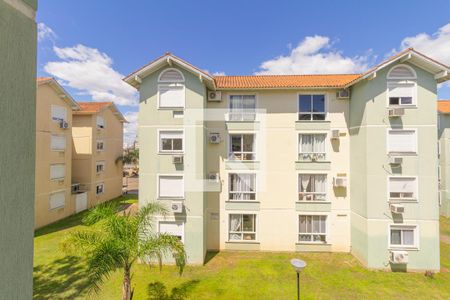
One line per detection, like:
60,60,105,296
38,78,81,110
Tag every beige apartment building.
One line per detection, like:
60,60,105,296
72,102,126,208
35,78,81,228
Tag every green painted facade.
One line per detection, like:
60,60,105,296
0,0,37,298
438,113,450,217
349,62,440,271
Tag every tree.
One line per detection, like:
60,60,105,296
116,149,139,167
62,202,186,300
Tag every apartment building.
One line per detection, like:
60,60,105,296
438,100,450,217
35,77,81,228
72,102,126,208
124,48,450,271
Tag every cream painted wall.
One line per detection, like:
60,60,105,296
35,84,75,228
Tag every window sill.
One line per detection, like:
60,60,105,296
158,152,185,155
49,206,65,211
157,107,185,111
296,160,330,164
296,201,331,204
226,200,260,203
225,159,259,163
296,120,330,123
389,199,418,204
387,152,417,156
157,198,185,201
52,149,66,152
388,246,419,251
387,105,418,109
296,242,331,245
226,241,260,244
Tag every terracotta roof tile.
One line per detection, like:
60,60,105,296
214,74,361,89
438,100,450,113
77,102,112,113
37,77,53,83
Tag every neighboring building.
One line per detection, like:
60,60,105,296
0,0,37,298
72,102,126,208
124,48,450,271
35,77,82,228
438,100,450,217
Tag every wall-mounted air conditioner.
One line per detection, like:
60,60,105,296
209,133,221,144
59,120,69,129
208,172,219,182
171,201,183,213
172,155,183,164
390,204,405,214
390,250,408,264
207,91,222,102
388,108,405,117
331,129,340,139
337,89,350,99
389,156,403,165
333,176,347,187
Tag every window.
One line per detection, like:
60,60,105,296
389,225,418,248
229,134,255,160
388,82,415,106
51,105,67,122
298,174,327,201
96,161,105,173
228,214,256,241
298,95,325,121
388,129,417,153
96,140,105,151
389,177,417,201
159,130,183,153
49,191,65,210
50,164,65,180
96,183,104,195
229,95,256,121
299,134,326,161
51,135,66,151
158,69,185,108
96,116,105,129
158,175,184,199
229,173,256,201
298,215,327,243
159,221,184,242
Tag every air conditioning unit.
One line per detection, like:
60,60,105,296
208,172,219,182
209,133,221,144
172,155,183,164
333,176,347,187
388,108,405,117
390,250,408,264
71,183,80,194
207,91,222,102
59,120,69,129
171,201,183,213
331,129,340,139
389,156,403,165
390,204,405,214
337,89,350,99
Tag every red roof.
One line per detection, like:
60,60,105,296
438,100,450,113
37,77,52,83
77,102,112,113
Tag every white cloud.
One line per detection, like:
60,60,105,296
255,35,372,75
44,44,137,106
212,71,226,76
399,23,450,66
123,110,138,147
37,23,56,42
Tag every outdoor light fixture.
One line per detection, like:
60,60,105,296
290,258,306,300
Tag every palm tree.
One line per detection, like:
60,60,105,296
116,149,139,166
62,201,186,300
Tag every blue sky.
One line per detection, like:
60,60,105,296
37,1,450,145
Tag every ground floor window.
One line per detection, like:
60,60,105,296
96,183,104,195
49,191,65,210
229,214,256,241
298,215,327,243
159,221,184,243
389,225,418,248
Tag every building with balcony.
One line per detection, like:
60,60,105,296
124,48,450,271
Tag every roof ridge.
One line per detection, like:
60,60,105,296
214,74,361,78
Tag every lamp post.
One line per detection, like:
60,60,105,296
290,258,306,300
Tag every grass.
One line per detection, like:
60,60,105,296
34,196,450,299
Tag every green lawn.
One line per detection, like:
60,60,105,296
34,196,450,299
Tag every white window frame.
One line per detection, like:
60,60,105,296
228,172,257,202
50,164,65,181
96,116,105,129
387,128,418,154
157,129,184,154
51,134,66,151
386,81,417,107
298,213,329,244
388,224,419,250
298,172,328,202
228,94,257,122
49,190,66,210
228,132,256,161
297,93,328,121
96,161,105,173
387,176,419,203
96,182,105,195
227,212,258,242
156,174,185,200
96,139,105,151
51,105,67,122
158,220,185,243
298,132,328,161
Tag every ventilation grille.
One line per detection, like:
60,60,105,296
159,69,184,82
388,66,415,79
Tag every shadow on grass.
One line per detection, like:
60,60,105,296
204,251,219,265
33,255,90,299
147,280,199,300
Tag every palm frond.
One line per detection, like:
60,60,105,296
135,202,168,233
83,201,120,225
61,229,104,255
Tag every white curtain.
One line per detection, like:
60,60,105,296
314,135,326,153
314,175,326,193
300,175,310,192
231,174,254,200
300,135,313,153
229,215,242,240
